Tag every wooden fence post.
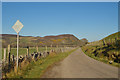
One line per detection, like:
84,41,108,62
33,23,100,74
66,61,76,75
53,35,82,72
56,45,58,52
109,39,111,44
36,46,38,52
8,44,11,59
115,37,117,43
27,46,29,56
8,51,11,71
46,46,47,53
51,44,52,50
12,55,15,63
11,54,15,70
7,44,11,69
64,45,65,52
102,40,105,46
4,48,6,62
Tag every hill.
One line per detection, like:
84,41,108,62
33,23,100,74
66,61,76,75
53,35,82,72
103,31,120,40
1,34,88,48
82,31,120,67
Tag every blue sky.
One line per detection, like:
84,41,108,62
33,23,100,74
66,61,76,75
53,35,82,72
1,0,120,2
2,2,118,42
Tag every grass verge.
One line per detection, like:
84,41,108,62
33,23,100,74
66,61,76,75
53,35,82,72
81,47,120,67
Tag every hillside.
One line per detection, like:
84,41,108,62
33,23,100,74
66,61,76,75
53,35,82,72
103,32,120,40
1,34,88,48
82,32,120,67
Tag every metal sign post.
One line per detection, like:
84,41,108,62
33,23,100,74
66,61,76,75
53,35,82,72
12,20,23,72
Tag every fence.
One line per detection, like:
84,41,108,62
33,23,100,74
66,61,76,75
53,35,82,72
2,44,76,78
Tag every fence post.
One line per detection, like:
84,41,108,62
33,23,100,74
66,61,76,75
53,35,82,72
109,39,111,44
11,54,15,70
4,48,6,63
115,37,118,47
102,40,105,46
56,45,58,52
64,45,65,52
12,55,15,63
36,46,38,52
7,44,11,68
27,46,29,56
8,44,11,59
8,51,11,71
51,44,52,50
46,46,47,53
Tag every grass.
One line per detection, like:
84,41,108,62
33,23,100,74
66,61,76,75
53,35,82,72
4,48,77,78
81,45,120,67
2,47,55,59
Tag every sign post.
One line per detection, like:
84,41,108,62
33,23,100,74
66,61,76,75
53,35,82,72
17,33,19,70
12,20,23,72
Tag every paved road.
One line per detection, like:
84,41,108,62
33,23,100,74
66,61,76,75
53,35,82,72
42,48,118,78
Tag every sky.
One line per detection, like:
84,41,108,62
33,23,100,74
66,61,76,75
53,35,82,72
1,0,120,2
2,2,118,42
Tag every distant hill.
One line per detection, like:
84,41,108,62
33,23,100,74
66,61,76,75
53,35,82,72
2,34,88,48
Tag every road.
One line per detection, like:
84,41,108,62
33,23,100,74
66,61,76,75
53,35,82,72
42,48,118,78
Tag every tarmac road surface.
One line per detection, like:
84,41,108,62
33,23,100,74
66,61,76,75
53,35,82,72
42,48,118,78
